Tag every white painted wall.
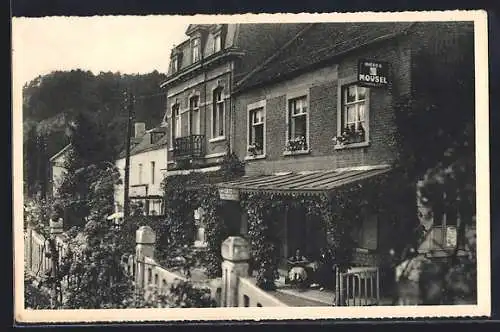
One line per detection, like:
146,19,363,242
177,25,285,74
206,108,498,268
51,155,67,197
114,147,168,213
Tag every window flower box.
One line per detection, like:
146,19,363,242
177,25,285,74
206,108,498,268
247,142,263,156
332,125,366,147
285,136,308,153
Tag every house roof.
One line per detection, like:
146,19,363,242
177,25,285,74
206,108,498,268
235,22,414,92
164,23,308,83
117,128,168,159
49,144,71,162
217,165,392,196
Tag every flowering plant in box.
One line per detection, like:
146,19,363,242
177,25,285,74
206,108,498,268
332,124,365,147
285,136,308,152
247,142,263,156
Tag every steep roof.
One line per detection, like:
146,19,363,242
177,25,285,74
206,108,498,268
164,23,308,82
231,23,309,82
117,128,168,159
235,22,414,91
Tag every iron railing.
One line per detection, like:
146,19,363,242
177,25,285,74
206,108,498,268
173,135,205,159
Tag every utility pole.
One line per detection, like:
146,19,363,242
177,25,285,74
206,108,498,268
123,90,134,219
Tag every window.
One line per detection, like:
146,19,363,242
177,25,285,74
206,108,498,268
286,96,309,152
339,84,367,145
150,161,155,184
171,103,181,143
214,33,222,53
247,105,265,157
189,96,200,135
138,163,143,184
192,38,200,63
212,89,225,138
172,54,182,73
172,56,178,73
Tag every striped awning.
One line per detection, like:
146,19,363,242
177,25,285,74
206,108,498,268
217,165,392,196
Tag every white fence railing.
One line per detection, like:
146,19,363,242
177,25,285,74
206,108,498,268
25,228,51,277
121,253,221,305
336,266,380,306
237,277,287,307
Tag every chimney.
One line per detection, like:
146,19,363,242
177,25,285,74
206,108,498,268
134,122,146,138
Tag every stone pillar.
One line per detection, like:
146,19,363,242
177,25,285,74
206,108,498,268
221,236,250,307
135,226,156,290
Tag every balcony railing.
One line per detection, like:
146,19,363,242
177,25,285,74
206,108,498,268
173,134,205,159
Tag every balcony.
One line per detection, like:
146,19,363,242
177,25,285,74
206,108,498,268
173,135,205,159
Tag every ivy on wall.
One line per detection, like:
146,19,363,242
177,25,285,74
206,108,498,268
155,152,244,276
238,169,419,290
240,192,354,290
198,186,228,278
241,193,281,290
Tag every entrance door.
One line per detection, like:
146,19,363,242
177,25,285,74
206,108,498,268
287,207,307,257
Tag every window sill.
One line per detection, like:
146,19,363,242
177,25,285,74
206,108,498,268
209,136,226,143
245,154,266,161
283,149,310,156
334,141,370,150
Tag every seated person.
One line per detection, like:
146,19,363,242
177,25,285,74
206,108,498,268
287,248,322,287
288,248,308,265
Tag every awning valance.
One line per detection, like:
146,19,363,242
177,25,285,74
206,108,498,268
217,165,392,196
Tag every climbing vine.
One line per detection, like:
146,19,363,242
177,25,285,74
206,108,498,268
241,193,281,290
158,152,245,275
198,186,228,278
238,170,415,290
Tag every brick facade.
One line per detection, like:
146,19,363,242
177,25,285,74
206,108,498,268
234,37,413,176
162,24,310,172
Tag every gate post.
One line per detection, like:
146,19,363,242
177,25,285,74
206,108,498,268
221,236,250,307
135,226,156,292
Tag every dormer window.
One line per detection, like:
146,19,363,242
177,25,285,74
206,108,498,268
171,52,182,73
192,38,201,63
214,33,222,53
172,57,178,72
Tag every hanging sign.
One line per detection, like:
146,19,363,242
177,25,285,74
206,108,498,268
219,187,240,201
358,59,390,88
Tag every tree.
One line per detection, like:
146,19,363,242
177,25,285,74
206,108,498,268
24,125,39,198
392,30,476,304
56,111,113,229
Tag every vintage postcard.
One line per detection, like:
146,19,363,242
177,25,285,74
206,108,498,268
12,10,490,323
